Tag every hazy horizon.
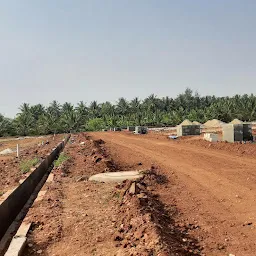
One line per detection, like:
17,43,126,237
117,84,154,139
1,1,256,117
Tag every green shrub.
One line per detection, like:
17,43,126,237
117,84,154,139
54,153,69,167
86,118,105,131
20,158,39,174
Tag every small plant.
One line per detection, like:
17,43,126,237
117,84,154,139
112,191,122,203
20,158,39,174
54,153,69,167
0,191,4,196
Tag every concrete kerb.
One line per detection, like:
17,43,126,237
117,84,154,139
4,223,32,256
34,191,47,203
0,189,17,204
4,237,27,256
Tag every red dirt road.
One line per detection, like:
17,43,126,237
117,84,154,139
90,132,256,256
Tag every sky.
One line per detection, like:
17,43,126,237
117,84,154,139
1,0,256,117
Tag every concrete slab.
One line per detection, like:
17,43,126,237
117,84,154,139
89,171,144,183
46,173,54,183
18,179,25,185
0,188,16,204
18,172,31,184
4,237,26,256
15,223,31,237
129,182,137,194
35,190,47,202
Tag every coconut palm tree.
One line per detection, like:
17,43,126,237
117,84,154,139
75,101,89,129
116,98,129,126
89,101,99,119
130,97,141,125
2,88,256,136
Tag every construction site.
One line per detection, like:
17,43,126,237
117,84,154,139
0,118,255,256
2,0,256,255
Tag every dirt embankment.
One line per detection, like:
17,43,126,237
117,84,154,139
114,172,201,256
175,136,256,157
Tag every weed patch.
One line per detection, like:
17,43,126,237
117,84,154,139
20,158,39,174
54,152,69,167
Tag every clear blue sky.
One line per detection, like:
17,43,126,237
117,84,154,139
1,0,256,117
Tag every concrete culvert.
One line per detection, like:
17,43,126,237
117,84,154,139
176,125,200,136
134,126,148,134
89,171,144,183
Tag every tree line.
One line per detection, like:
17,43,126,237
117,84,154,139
0,88,256,136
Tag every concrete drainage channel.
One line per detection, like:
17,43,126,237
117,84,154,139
0,134,71,256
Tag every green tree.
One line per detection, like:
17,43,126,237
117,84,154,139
1,88,256,137
0,114,15,136
116,98,129,126
86,118,105,131
14,103,34,136
89,101,100,119
46,101,62,133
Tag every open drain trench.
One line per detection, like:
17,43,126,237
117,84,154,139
0,135,70,255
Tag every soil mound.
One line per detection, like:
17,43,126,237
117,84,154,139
204,119,226,128
230,119,243,124
113,170,201,255
193,121,202,125
0,148,14,155
179,119,193,126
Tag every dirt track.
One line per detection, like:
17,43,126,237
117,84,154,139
90,132,256,256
